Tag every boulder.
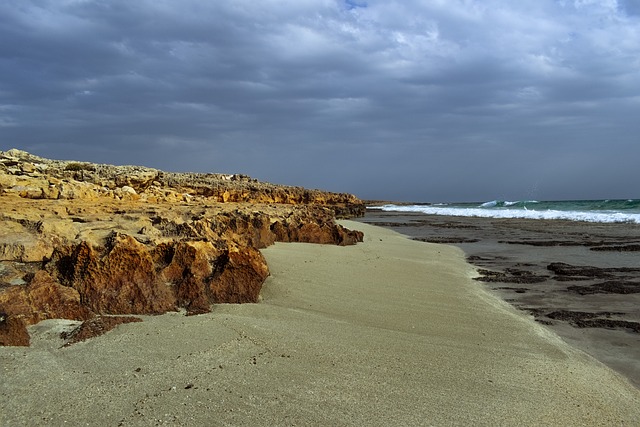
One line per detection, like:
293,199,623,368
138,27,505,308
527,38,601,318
209,246,270,304
0,271,93,346
0,313,30,346
51,235,177,315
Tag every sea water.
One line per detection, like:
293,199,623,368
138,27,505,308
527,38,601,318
370,199,640,224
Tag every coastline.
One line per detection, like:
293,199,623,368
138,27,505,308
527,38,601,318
2,221,639,425
357,210,640,389
0,149,365,346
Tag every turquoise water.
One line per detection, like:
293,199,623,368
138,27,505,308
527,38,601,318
370,199,640,224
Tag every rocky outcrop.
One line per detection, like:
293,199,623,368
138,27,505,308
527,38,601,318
0,149,364,346
0,149,365,217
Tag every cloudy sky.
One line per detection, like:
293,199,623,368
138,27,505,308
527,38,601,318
1,0,639,202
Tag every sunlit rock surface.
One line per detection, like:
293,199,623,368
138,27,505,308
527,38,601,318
0,149,364,345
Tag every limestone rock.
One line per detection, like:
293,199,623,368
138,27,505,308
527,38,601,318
0,149,365,216
58,180,103,200
0,149,365,346
0,233,53,263
0,313,30,346
160,240,225,315
60,316,143,346
209,246,270,304
115,170,158,192
0,271,93,346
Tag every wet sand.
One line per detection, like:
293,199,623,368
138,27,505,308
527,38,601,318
1,221,640,425
358,210,640,389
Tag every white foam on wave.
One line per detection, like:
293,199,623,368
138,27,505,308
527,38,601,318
369,205,640,224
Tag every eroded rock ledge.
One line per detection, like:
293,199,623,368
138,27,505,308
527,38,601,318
0,149,364,346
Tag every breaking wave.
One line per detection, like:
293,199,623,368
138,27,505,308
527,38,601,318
370,199,640,224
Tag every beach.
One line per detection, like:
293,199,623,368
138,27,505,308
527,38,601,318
2,221,640,426
359,210,640,389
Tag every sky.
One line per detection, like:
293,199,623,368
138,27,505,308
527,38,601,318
1,0,639,202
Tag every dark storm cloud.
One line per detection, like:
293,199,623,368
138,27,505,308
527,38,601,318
1,0,639,201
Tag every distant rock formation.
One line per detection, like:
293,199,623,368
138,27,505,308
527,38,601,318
0,149,364,346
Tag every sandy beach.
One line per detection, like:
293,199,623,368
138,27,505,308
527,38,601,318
359,210,640,390
2,221,640,426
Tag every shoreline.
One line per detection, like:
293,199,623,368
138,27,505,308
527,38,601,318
357,210,640,390
2,221,640,425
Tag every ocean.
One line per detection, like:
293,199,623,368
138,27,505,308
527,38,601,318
370,199,640,224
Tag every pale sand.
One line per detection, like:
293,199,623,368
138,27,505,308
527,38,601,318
1,221,640,426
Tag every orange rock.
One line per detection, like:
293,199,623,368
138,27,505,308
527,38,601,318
60,316,143,346
209,246,270,304
0,313,30,346
161,240,224,315
0,271,93,346
0,149,365,346
53,235,177,315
